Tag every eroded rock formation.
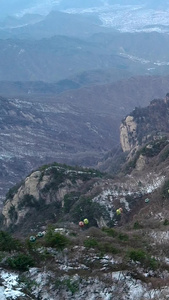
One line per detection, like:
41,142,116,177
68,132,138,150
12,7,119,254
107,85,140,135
120,115,137,152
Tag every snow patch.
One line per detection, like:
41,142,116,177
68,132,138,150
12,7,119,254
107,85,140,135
120,197,130,211
18,49,25,55
65,4,169,34
0,270,25,299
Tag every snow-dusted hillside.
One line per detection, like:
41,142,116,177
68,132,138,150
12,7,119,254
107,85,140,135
64,4,169,33
2,0,169,33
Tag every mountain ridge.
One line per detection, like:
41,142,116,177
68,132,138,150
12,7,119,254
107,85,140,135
3,92,169,233
1,75,169,203
1,90,169,300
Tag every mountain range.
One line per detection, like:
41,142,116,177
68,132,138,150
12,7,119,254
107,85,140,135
1,30,169,82
2,90,169,244
1,93,169,299
1,0,169,34
1,75,169,204
1,0,169,204
1,1,169,299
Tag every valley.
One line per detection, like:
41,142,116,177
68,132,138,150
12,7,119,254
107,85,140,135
1,75,169,204
1,1,169,205
1,1,169,299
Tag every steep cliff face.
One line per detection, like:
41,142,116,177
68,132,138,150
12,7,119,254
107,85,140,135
2,163,112,232
120,115,138,152
120,95,169,154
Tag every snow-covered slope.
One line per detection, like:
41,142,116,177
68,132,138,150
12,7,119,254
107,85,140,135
64,4,169,33
2,0,169,33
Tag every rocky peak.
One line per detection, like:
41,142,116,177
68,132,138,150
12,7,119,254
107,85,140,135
120,94,169,154
2,163,109,233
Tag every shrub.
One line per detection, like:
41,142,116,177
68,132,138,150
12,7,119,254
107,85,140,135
8,206,18,222
84,238,98,248
50,168,65,184
102,227,117,237
19,275,37,290
0,231,20,251
18,194,39,209
64,192,79,213
163,219,169,226
140,138,168,157
128,248,158,270
128,249,146,262
98,242,119,255
118,233,129,241
133,221,143,229
161,179,169,198
84,237,119,255
54,278,79,295
64,279,79,295
159,146,169,162
71,197,110,226
7,253,34,271
44,228,69,250
148,257,158,270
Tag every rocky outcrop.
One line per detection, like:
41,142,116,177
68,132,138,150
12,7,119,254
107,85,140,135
120,95,169,154
2,163,114,231
135,154,147,171
2,166,87,228
2,159,167,236
120,115,137,152
3,171,44,227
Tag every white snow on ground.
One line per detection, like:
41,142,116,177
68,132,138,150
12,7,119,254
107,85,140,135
119,52,150,64
119,52,169,68
143,177,165,193
111,271,169,299
0,262,169,299
29,268,56,300
99,7,169,33
149,230,169,244
0,287,6,300
92,174,165,216
65,4,169,33
120,197,130,211
0,270,24,299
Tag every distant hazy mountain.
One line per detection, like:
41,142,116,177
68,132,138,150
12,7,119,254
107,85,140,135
0,31,169,82
1,0,169,19
1,0,169,34
0,10,106,39
0,0,60,19
0,14,44,30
